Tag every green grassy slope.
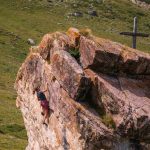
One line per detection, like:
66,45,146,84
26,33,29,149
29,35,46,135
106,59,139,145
0,0,150,149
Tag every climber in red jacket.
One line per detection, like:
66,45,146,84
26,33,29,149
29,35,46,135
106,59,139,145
34,87,53,125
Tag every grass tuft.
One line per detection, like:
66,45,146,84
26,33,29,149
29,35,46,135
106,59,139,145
101,114,116,129
68,47,80,60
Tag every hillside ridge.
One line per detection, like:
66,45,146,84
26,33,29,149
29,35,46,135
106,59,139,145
1,0,150,149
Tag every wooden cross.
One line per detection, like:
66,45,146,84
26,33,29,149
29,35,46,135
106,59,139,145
120,17,149,49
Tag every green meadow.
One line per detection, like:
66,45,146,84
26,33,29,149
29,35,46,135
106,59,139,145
0,0,149,149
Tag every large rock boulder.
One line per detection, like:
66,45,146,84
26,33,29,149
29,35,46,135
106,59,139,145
15,28,150,150
51,50,90,101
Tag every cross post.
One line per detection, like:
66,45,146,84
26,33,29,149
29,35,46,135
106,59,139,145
120,17,149,49
132,17,137,49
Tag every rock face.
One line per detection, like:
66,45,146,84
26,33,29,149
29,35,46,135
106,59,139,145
15,28,150,150
85,69,150,142
51,50,90,101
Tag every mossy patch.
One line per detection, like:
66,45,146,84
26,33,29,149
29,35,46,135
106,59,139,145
68,47,80,60
0,124,27,139
85,93,116,129
101,114,116,129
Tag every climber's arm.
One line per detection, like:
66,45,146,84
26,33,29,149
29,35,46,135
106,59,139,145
43,89,47,93
43,84,48,93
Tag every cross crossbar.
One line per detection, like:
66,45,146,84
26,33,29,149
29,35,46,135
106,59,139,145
120,17,149,49
120,32,149,37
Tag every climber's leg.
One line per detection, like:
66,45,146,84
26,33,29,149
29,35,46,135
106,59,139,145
42,108,49,125
40,100,48,116
41,100,49,124
41,107,45,116
40,100,52,125
42,109,47,124
45,108,49,124
49,108,54,115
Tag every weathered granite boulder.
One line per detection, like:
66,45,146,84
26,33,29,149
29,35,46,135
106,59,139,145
38,27,80,61
38,32,70,60
79,36,150,75
15,28,150,150
85,69,150,142
51,50,90,101
15,54,115,150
